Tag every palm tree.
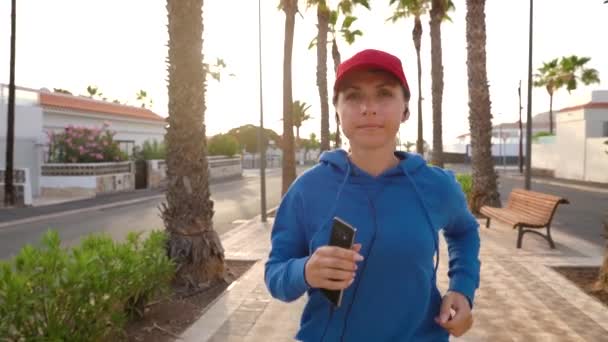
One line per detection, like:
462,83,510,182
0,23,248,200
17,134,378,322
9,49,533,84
86,85,103,99
136,89,153,108
465,0,500,214
328,1,369,148
389,0,431,155
534,56,600,134
429,0,454,168
292,100,313,144
533,59,560,135
279,0,298,195
162,0,225,287
306,1,331,152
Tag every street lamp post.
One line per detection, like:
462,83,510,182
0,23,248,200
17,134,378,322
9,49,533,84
524,0,534,190
258,0,267,222
4,0,17,207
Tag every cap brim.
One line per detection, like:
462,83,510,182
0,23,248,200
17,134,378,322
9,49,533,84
334,62,404,92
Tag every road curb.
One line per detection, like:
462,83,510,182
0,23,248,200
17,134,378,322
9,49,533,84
501,174,608,194
0,194,164,230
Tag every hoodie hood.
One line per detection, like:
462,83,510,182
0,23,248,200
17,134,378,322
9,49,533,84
318,149,427,176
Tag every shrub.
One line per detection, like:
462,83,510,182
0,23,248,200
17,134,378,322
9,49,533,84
532,131,554,141
456,173,473,202
133,140,166,161
208,134,239,157
47,123,128,163
0,230,174,340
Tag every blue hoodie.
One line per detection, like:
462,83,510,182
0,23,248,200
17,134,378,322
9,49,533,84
265,150,480,341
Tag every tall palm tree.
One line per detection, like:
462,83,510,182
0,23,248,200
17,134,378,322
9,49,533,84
280,0,298,195
292,100,313,144
429,0,454,168
306,0,331,152
465,0,500,214
389,0,431,155
162,0,225,287
534,56,600,134
328,1,369,148
533,59,560,135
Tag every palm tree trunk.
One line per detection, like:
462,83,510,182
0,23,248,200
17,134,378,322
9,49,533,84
318,7,330,152
466,0,501,214
331,38,341,73
549,93,554,135
596,214,608,292
332,38,342,148
282,0,297,195
413,16,424,155
163,0,225,288
430,0,444,168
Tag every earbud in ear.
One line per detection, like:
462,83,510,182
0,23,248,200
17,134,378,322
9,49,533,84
402,108,410,122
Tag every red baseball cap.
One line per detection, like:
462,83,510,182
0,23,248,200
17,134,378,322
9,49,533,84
334,49,410,97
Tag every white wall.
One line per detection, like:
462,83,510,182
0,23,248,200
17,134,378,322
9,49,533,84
0,98,45,196
0,104,44,141
555,119,586,180
532,143,559,171
43,110,166,146
584,138,608,183
585,109,608,138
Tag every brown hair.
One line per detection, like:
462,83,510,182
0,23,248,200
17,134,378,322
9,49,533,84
332,69,411,106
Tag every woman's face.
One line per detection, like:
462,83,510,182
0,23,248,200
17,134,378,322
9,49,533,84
335,69,409,151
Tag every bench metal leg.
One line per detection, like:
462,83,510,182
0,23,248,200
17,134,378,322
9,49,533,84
546,225,556,249
516,226,556,249
485,217,491,228
517,226,524,248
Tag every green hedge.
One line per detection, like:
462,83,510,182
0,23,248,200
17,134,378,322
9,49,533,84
456,173,473,202
0,230,174,341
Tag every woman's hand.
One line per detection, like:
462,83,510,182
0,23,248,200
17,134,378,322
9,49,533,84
435,291,474,337
305,244,363,290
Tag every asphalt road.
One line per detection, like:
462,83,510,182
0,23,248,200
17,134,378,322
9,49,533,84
1,164,605,259
497,174,608,249
0,168,290,259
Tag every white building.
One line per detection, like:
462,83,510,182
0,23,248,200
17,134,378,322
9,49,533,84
449,112,553,159
533,90,608,183
0,84,167,197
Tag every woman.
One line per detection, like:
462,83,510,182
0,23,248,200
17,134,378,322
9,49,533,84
265,49,480,341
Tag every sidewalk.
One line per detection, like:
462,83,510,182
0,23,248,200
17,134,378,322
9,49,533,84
180,215,608,341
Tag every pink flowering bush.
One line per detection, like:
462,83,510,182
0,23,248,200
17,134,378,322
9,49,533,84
47,123,127,163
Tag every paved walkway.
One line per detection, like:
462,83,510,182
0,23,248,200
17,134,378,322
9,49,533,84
180,211,608,341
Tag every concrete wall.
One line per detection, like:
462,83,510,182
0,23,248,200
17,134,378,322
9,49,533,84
40,162,135,197
584,138,608,183
146,157,242,189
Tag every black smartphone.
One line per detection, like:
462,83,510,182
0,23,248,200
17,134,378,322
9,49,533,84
321,217,357,308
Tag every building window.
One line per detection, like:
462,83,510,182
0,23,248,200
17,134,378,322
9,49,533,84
117,140,135,157
603,122,608,137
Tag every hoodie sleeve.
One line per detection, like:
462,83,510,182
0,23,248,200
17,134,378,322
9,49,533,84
442,171,481,307
264,187,311,302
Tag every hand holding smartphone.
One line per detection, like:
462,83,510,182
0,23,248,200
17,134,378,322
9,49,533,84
320,217,357,307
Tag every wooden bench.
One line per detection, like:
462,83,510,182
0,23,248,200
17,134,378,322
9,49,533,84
480,188,569,249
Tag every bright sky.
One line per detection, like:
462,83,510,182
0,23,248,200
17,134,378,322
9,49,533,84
1,0,607,145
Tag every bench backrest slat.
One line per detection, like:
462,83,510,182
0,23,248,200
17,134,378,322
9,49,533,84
506,189,566,224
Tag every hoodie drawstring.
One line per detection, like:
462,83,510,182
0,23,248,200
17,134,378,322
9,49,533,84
404,169,440,280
